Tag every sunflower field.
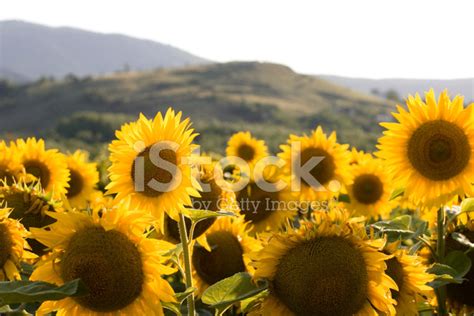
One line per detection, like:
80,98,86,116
0,89,473,315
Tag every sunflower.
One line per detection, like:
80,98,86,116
65,150,99,208
349,147,373,165
250,210,397,315
377,90,474,207
0,141,23,185
226,131,268,170
345,157,394,219
107,109,200,226
30,204,176,315
192,216,261,296
236,165,297,233
88,190,119,211
279,126,351,202
162,161,238,244
15,138,70,197
0,181,62,255
383,242,434,315
0,207,34,280
444,211,474,314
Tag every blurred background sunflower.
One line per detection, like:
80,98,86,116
0,207,34,280
0,141,23,185
345,156,394,219
279,126,351,202
236,165,297,233
14,138,70,197
192,216,261,296
383,241,434,315
349,147,373,166
161,161,238,244
65,150,100,208
226,131,269,171
0,181,62,255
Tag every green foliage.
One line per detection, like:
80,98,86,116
389,187,405,201
460,198,474,213
0,279,87,307
201,273,267,314
0,62,394,155
371,215,417,242
451,232,474,249
54,112,134,143
181,209,235,224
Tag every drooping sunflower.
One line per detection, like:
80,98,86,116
0,141,23,185
250,210,397,315
192,216,261,296
279,126,351,202
65,150,99,208
236,165,297,233
0,181,62,255
107,109,200,226
30,204,176,316
226,131,268,170
444,211,474,314
0,207,34,280
383,242,434,315
345,157,394,219
377,90,474,207
15,138,70,197
162,161,238,244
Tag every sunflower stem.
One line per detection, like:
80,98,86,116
435,207,447,316
178,212,196,316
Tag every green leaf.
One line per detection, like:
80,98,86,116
373,215,411,229
338,194,350,203
461,198,474,213
443,250,472,278
20,263,34,276
389,187,405,201
175,287,196,303
163,243,183,258
451,232,474,249
411,219,429,239
162,301,181,316
162,287,196,315
427,263,465,288
240,289,269,313
417,301,435,315
201,273,267,312
0,279,87,306
181,209,235,223
371,215,414,241
0,305,12,313
409,240,424,255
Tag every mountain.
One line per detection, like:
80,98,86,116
320,75,474,102
0,20,210,81
0,62,394,154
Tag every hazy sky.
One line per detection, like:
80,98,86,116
1,0,473,78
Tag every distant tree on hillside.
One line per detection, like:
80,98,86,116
385,89,401,102
370,88,380,96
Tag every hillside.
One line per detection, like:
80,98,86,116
0,62,394,154
0,20,210,80
320,75,474,102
